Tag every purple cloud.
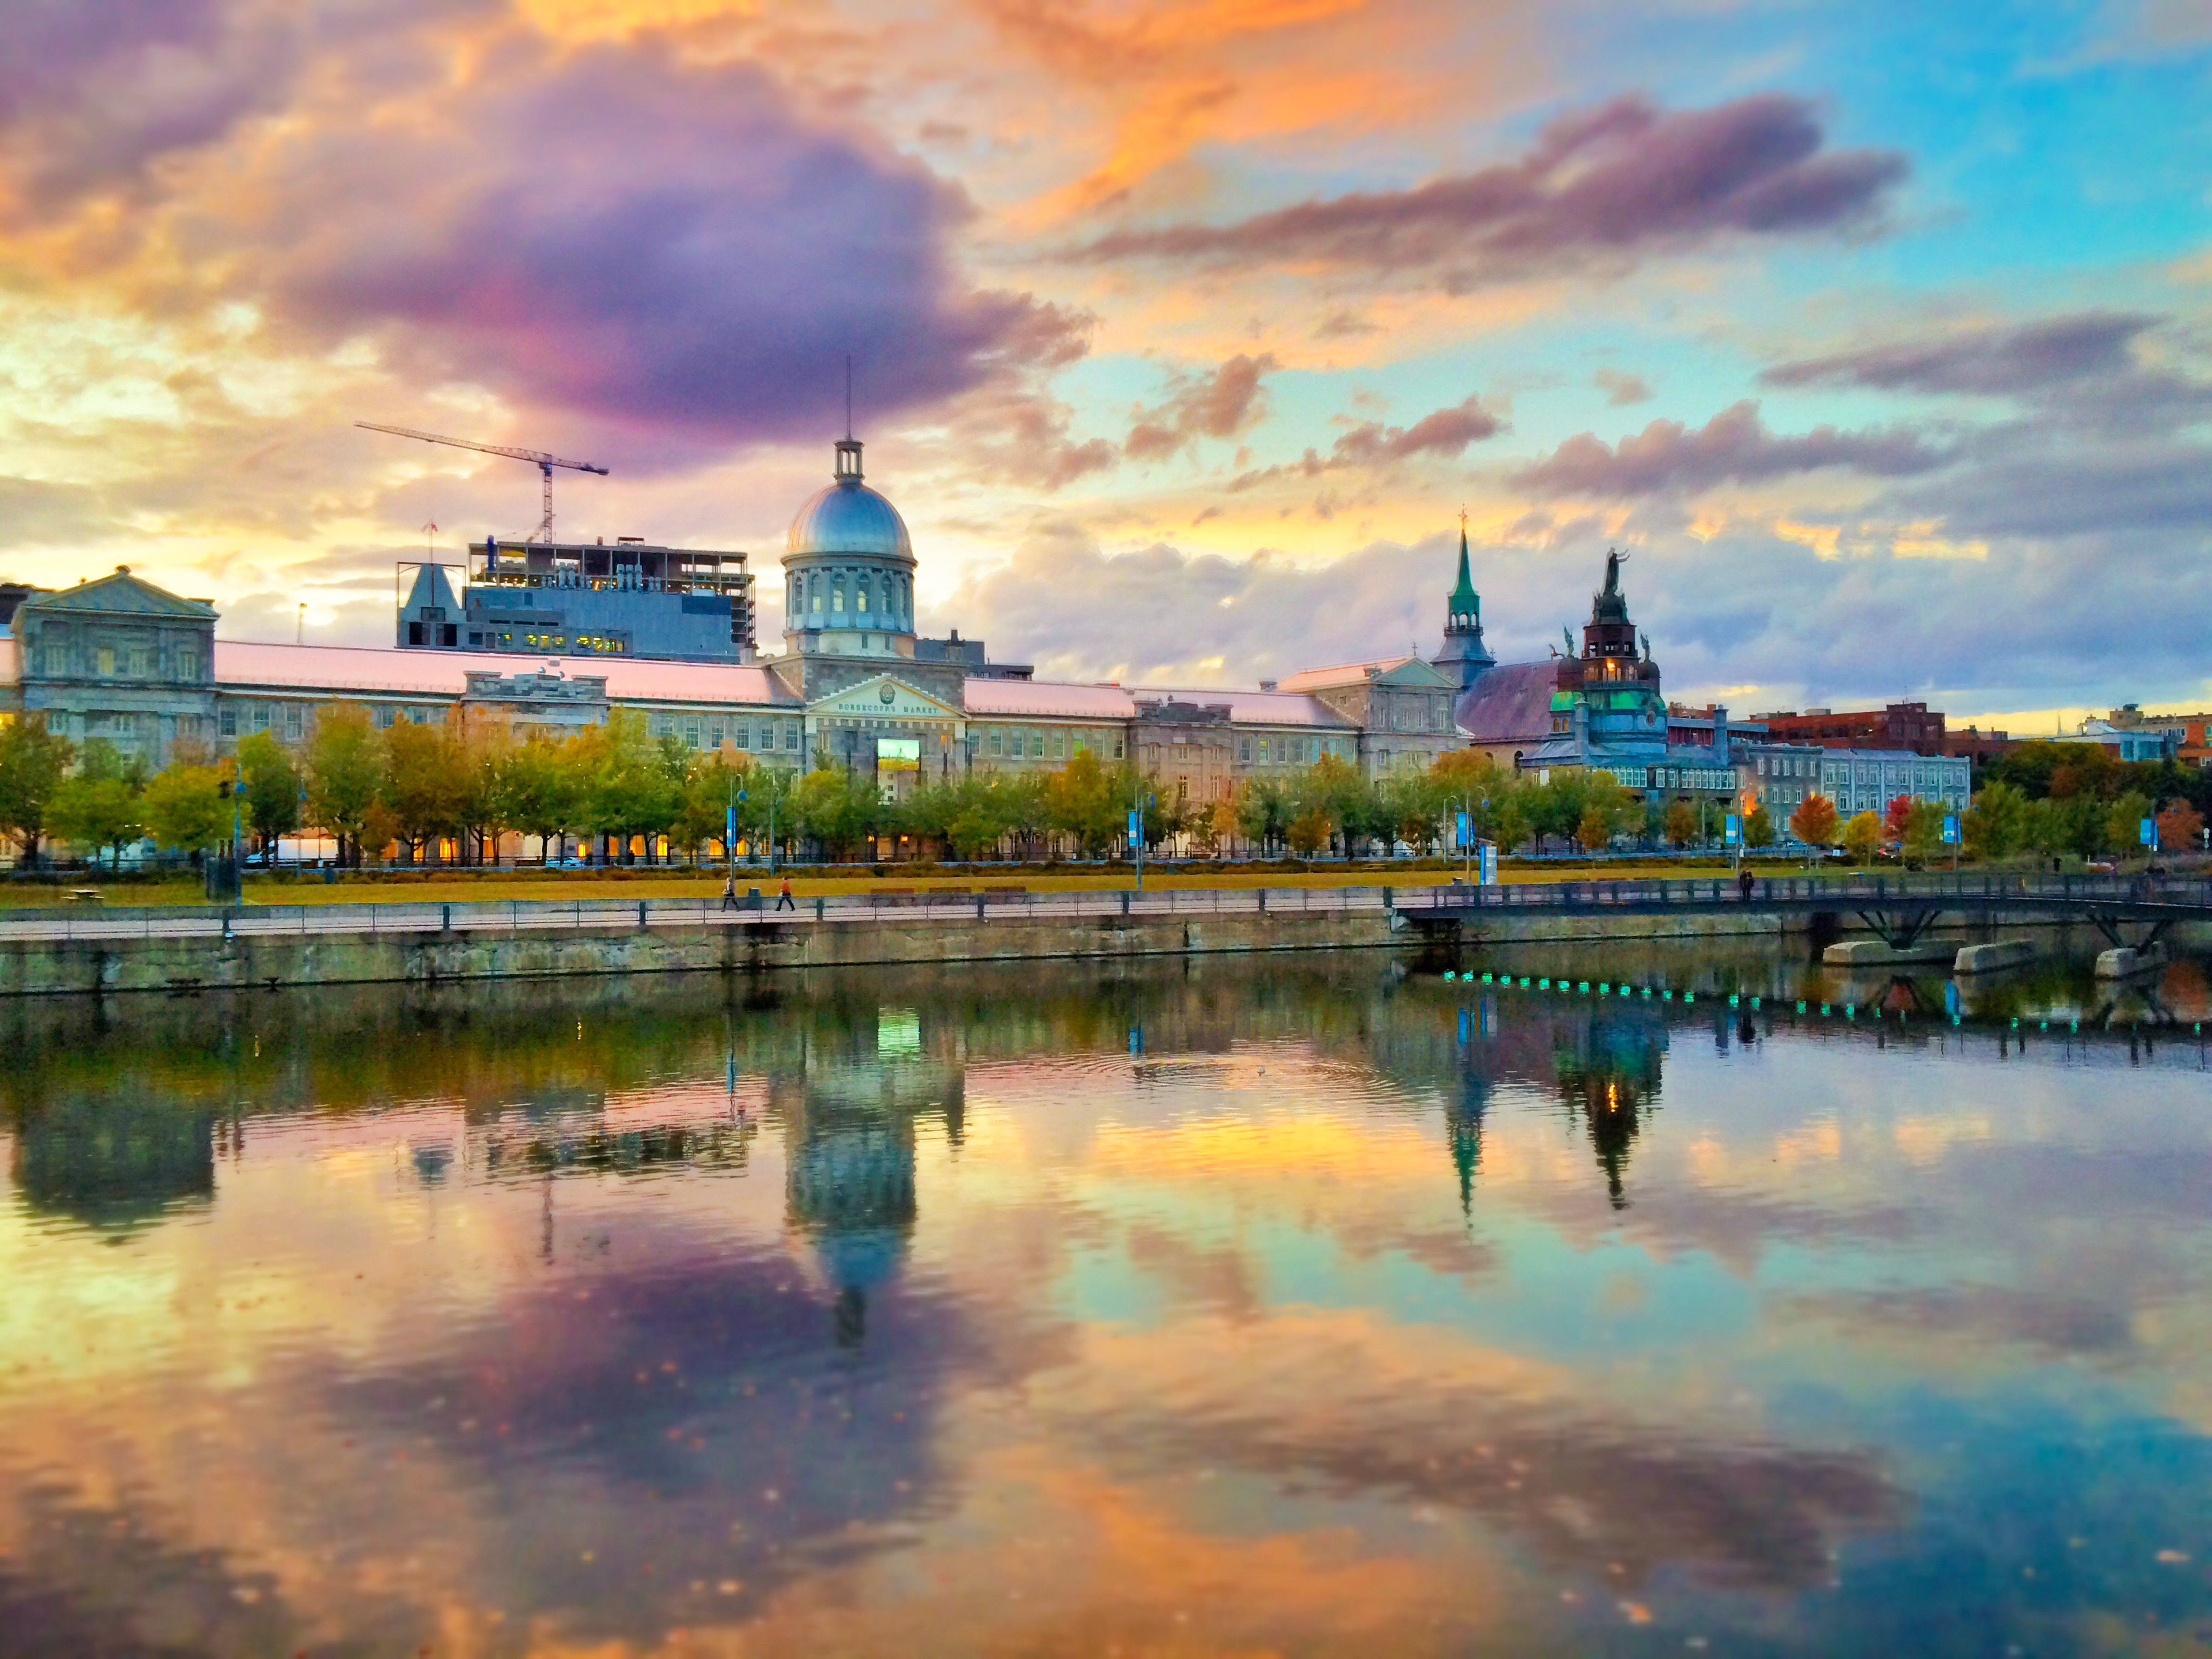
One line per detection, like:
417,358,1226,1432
1762,311,2159,396
1512,401,1947,498
228,40,1080,451
1069,94,1906,281
1330,394,1503,464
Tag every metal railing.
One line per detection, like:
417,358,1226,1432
2,872,2207,944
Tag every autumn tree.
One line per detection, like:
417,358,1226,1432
1963,781,2027,859
48,741,147,868
1840,810,1881,866
382,716,469,863
1788,791,1838,850
2156,796,2205,853
1881,793,1914,845
1664,798,1697,849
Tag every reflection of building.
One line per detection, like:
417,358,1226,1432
779,1005,964,1346
1552,1012,1666,1210
10,1096,215,1228
1446,1068,1489,1215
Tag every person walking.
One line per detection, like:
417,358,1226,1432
720,874,740,911
776,874,796,912
1738,867,1755,902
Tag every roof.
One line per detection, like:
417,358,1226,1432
213,640,798,705
1129,683,1355,728
1277,656,1414,690
961,679,1136,719
787,478,913,565
959,677,1356,728
1452,661,1558,745
0,635,15,687
20,567,215,620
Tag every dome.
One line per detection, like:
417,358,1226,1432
785,441,912,565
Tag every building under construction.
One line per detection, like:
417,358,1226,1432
398,536,756,662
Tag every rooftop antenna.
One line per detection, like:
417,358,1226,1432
844,355,854,440
296,603,304,645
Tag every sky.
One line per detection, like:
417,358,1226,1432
0,0,2207,730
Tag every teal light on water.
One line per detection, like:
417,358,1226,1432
1796,1000,1807,1014
1820,1003,1830,1016
1683,993,1695,1004
2039,1020,2049,1031
1599,983,1609,995
1953,1015,1963,1027
1728,994,1739,1007
1443,971,1456,981
1751,997,1761,1010
2070,1019,2080,1032
1538,978,1550,989
2011,1018,2020,1029
1578,981,1590,994
1845,1004,1855,1019
1641,987,1652,998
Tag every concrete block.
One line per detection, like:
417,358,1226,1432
1955,940,2038,975
1822,939,1951,966
2094,941,2167,980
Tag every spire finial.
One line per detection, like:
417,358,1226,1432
844,355,853,441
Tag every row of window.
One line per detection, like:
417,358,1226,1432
28,640,202,681
649,713,804,752
789,567,912,625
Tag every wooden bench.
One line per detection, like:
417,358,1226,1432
70,889,102,904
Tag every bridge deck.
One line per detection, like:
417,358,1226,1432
1398,872,2212,925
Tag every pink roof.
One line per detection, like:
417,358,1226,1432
961,678,1137,719
1276,656,1413,691
0,635,16,688
1127,684,1356,729
213,639,796,705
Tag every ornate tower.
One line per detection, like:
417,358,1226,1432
1431,517,1495,691
781,438,918,664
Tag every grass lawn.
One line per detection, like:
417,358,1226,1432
3,860,1763,907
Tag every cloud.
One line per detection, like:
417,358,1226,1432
1067,94,1907,284
1124,353,1277,460
1594,368,1652,406
1512,400,1948,498
1762,311,2160,397
1329,393,1503,464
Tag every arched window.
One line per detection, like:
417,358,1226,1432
832,575,845,613
857,574,872,616
808,573,822,614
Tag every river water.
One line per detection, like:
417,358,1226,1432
3,946,2210,1656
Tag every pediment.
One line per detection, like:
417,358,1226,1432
807,674,964,721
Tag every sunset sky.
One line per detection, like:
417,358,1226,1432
1,0,2207,728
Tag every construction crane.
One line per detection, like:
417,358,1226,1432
356,422,609,543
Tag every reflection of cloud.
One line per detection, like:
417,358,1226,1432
1052,1312,1905,1592
1779,1285,2135,1363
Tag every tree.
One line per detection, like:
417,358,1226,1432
1902,800,1945,866
1664,798,1697,849
454,715,517,866
304,704,386,866
1575,804,1615,853
382,716,469,863
581,712,683,861
1881,793,1914,845
1744,805,1776,849
2156,796,2205,853
502,734,586,863
1232,774,1289,856
1045,749,1126,857
141,764,226,857
791,765,877,859
2103,789,2154,857
675,751,750,861
1963,781,2027,860
0,715,73,866
49,742,147,868
1789,791,1838,850
1840,809,1881,866
235,730,301,855
1286,805,1332,856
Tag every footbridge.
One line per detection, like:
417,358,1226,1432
1393,871,2212,952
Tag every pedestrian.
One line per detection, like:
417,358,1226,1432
1738,866,1755,901
776,874,796,912
720,874,739,911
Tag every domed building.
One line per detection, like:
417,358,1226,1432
782,438,917,663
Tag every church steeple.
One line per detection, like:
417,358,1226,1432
1431,511,1495,691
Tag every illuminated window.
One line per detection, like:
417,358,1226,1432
96,646,115,676
832,577,845,613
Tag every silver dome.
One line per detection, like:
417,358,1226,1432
785,479,914,565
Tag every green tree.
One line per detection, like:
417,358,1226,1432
675,751,750,861
580,712,683,862
2103,789,2154,858
141,763,228,857
502,734,586,863
1902,800,1946,866
1046,749,1128,857
1664,798,1697,849
304,704,386,866
382,716,469,863
1840,809,1881,866
791,765,878,859
235,730,302,855
1963,780,2027,860
0,715,74,866
49,741,147,868
1744,804,1776,849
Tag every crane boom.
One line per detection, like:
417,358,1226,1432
356,421,609,542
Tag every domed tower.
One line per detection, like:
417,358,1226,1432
782,438,916,662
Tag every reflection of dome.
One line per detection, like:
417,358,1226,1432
785,444,913,566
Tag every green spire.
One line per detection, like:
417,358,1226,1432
1448,521,1479,619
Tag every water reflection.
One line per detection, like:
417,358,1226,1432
0,948,2209,1655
